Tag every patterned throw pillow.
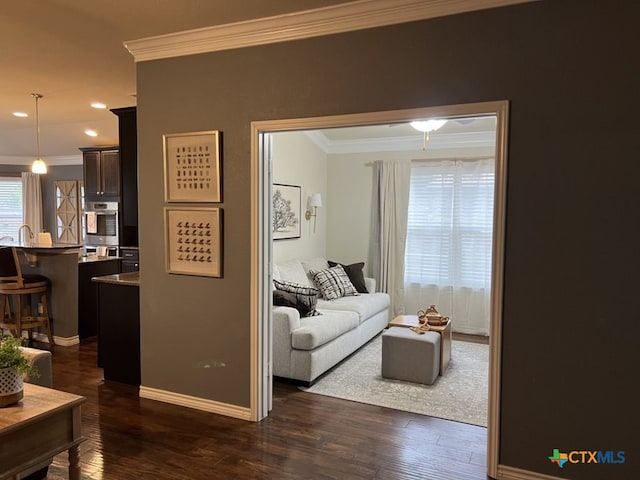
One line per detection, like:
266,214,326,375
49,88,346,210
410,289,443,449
273,280,321,317
311,265,359,300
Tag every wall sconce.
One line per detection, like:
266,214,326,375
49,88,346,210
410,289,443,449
305,193,322,233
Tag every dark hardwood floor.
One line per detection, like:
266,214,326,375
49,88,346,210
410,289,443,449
34,338,488,480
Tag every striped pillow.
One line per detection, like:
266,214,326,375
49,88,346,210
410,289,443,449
311,265,359,300
273,280,321,317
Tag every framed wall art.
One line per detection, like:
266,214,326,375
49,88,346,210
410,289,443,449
163,130,221,202
165,207,222,277
272,183,301,240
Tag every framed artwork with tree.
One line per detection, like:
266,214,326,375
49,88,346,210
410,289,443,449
272,184,301,240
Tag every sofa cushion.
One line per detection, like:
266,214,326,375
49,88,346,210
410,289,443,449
328,260,368,293
310,265,359,300
275,259,313,287
273,280,320,316
301,257,329,282
291,309,359,350
317,292,390,323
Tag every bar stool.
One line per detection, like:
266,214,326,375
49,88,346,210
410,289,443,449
0,246,54,345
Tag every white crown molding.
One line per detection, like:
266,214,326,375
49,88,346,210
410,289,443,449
0,155,82,166
125,0,537,62
305,130,496,154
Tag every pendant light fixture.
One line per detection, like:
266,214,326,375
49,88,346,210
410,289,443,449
31,93,47,174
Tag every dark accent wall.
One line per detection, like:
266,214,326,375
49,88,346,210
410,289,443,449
0,164,83,235
137,1,639,478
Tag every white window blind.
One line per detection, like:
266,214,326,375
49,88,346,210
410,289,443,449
404,159,495,289
0,176,24,240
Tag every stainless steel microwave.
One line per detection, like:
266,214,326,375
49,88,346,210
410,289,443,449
84,201,119,246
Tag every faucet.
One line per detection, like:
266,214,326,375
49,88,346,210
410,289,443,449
18,224,34,245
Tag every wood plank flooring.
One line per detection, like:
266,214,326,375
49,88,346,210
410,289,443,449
34,338,488,480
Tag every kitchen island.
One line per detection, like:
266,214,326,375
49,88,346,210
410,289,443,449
93,271,140,385
0,242,120,345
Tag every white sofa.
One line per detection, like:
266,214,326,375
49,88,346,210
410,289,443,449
272,258,390,385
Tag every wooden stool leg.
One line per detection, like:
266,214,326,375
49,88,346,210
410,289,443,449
41,292,54,345
15,294,23,340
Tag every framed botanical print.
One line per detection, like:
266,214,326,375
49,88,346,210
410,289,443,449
163,130,221,202
272,184,301,240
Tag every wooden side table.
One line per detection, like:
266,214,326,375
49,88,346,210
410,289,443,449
388,314,452,374
0,383,86,480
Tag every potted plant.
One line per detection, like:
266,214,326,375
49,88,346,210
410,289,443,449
0,336,35,407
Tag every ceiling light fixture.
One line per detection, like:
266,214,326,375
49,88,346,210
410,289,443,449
410,119,448,151
85,129,98,137
91,102,107,109
12,112,28,118
31,93,47,174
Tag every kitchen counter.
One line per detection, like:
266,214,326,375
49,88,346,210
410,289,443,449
92,271,139,286
79,255,122,264
93,271,141,385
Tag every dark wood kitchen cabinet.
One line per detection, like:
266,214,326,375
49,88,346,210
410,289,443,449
119,247,139,272
111,106,138,247
80,146,120,202
93,273,140,386
78,258,120,339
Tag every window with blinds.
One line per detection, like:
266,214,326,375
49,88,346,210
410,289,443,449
404,159,495,289
0,176,23,240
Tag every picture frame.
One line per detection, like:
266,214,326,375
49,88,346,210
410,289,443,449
165,207,222,277
163,130,221,202
272,184,301,240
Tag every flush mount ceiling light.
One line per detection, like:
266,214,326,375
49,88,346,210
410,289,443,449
12,112,28,118
90,102,107,109
410,119,448,151
85,129,98,137
31,93,47,174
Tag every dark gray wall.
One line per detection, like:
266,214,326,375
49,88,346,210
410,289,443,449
137,1,639,478
40,165,83,235
0,164,83,235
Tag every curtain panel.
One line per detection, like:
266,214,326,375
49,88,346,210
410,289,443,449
403,158,495,336
21,172,44,237
372,159,411,316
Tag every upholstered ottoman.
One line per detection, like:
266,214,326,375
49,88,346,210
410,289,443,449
381,327,441,385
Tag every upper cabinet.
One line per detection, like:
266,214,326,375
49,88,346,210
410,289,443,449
110,107,138,247
81,147,120,201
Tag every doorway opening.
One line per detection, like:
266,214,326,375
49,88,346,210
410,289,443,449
250,101,509,479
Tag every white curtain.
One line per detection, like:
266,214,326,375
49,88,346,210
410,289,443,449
21,172,44,236
403,158,494,336
372,160,411,316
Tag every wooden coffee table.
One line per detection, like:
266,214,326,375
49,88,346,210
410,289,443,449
0,383,86,480
388,315,452,374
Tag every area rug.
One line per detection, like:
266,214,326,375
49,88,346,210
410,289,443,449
302,334,489,427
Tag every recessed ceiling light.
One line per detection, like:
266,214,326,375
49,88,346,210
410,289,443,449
13,112,28,117
85,129,98,137
90,102,107,109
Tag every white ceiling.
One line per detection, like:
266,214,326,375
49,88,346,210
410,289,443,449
0,0,348,166
0,1,506,166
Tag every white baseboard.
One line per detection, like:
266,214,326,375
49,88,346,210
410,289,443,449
497,465,568,480
30,332,80,347
140,386,252,421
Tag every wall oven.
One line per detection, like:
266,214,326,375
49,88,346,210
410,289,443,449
84,201,119,247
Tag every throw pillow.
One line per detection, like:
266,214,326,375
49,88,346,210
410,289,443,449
273,289,310,316
328,260,368,293
311,265,359,300
273,280,321,316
